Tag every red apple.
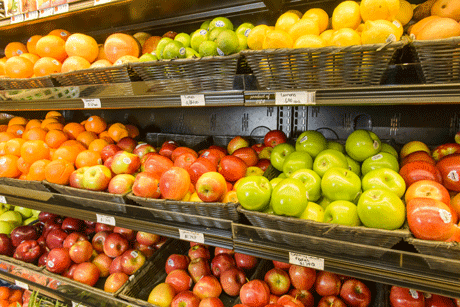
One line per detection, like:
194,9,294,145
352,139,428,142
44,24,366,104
111,151,141,175
317,296,347,307
269,294,281,304
171,290,201,307
198,297,224,307
339,279,371,307
103,232,130,258
401,151,436,167
46,229,68,250
436,154,460,191
108,174,136,194
120,249,146,275
14,240,41,263
405,180,451,207
109,255,124,274
159,141,179,159
136,231,160,246
214,247,234,256
315,271,341,296
289,265,316,291
69,167,89,188
133,143,156,159
233,147,259,167
132,172,161,198
10,225,39,247
220,267,246,296
142,153,174,177
104,272,129,293
264,130,287,148
92,253,112,277
175,152,198,169
426,294,455,307
273,260,291,270
200,149,226,167
256,159,271,172
252,143,267,155
196,171,228,202
289,289,314,307
160,166,192,200
133,241,157,258
188,257,211,283
101,144,122,162
264,268,291,296
69,240,93,264
61,217,84,233
38,212,59,223
62,263,78,279
193,275,222,299
432,143,460,161
227,136,250,155
114,227,136,242
188,244,211,260
166,254,191,274
82,165,113,191
171,147,198,162
211,253,235,278
73,262,100,286
389,286,425,307
234,253,258,271
63,232,87,250
165,269,193,293
277,295,304,307
0,234,14,256
187,157,217,183
95,223,115,232
92,231,110,253
399,161,442,188
47,247,72,274
218,155,247,182
117,137,137,153
240,279,270,307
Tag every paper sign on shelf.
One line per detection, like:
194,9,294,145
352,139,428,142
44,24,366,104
15,280,29,290
54,3,69,14
96,214,115,226
24,11,38,21
10,14,24,24
179,229,205,244
82,98,102,109
289,252,324,270
39,7,54,18
275,92,315,106
181,95,206,107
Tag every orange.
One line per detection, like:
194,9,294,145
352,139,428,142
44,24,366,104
0,143,5,155
52,144,85,163
44,122,64,131
99,131,114,143
0,125,6,132
65,33,99,63
0,58,7,76
27,159,51,181
60,139,87,149
41,118,60,129
76,131,98,148
4,56,34,78
0,287,11,300
6,124,25,138
0,300,8,307
75,150,102,168
21,140,50,164
262,30,294,49
27,35,43,55
17,156,31,174
0,132,16,142
35,35,68,63
45,129,69,149
96,44,109,61
61,56,91,73
19,53,40,64
44,159,75,185
4,138,25,156
90,59,112,68
8,290,22,303
104,33,141,63
48,29,71,41
275,12,300,33
107,123,129,142
85,115,107,134
63,122,85,139
8,301,21,307
4,42,28,58
22,127,47,141
142,36,162,54
125,124,139,139
302,8,330,33
33,57,62,77
0,155,21,178
8,116,28,127
25,119,42,131
88,138,110,153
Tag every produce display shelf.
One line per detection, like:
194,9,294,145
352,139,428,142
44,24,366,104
232,223,460,300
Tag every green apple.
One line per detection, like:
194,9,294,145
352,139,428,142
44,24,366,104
263,205,275,214
269,178,283,189
299,202,325,222
31,209,40,217
327,141,345,154
278,173,287,179
324,200,361,226
318,196,332,210
345,130,382,162
139,53,158,62
361,152,399,176
313,149,348,177
246,166,264,177
24,216,38,225
295,131,327,158
380,143,398,159
236,22,255,37
361,168,406,198
236,176,272,211
0,221,14,235
346,155,361,176
155,37,173,59
0,211,22,227
357,188,406,230
290,169,322,202
321,167,362,202
282,151,313,177
14,206,33,219
270,143,295,171
270,178,308,217
0,204,11,215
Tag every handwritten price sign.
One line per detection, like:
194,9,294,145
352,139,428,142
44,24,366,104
289,252,324,270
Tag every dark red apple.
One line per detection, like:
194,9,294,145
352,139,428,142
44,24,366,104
38,212,59,223
273,260,291,270
73,262,100,286
61,217,84,233
92,231,110,253
159,140,179,159
103,233,130,258
117,137,137,153
188,244,210,260
436,154,460,191
165,269,193,293
84,220,97,228
14,240,42,263
399,161,442,188
289,289,314,307
46,229,68,250
166,254,191,274
47,247,72,274
426,294,455,307
240,279,270,307
389,286,425,307
113,227,136,242
318,296,347,307
220,267,246,296
0,234,14,256
264,268,291,296
95,223,115,232
232,147,259,167
211,253,236,278
252,143,267,155
234,253,258,271
214,247,234,256
187,157,217,184
264,130,287,148
188,257,211,283
109,255,124,274
315,271,342,296
62,263,78,279
10,225,38,247
256,159,271,172
63,232,87,250
339,279,371,307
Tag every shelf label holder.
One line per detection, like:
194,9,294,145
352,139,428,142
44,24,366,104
181,95,206,107
289,252,324,270
96,214,115,226
275,91,316,106
179,229,205,244
54,3,69,14
24,11,38,21
39,7,54,18
10,14,24,24
82,98,102,109
15,280,29,290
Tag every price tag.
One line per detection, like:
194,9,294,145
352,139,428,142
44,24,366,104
24,11,38,21
0,196,6,204
289,252,324,270
15,280,29,290
82,98,102,109
275,92,315,106
94,0,112,5
39,7,54,18
179,229,205,244
96,214,115,226
245,93,273,105
10,14,24,24
181,95,205,107
54,3,69,14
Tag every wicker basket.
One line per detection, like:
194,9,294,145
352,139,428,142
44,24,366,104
238,206,411,257
241,41,406,90
145,132,213,151
0,76,56,90
0,177,51,192
52,64,134,86
129,53,240,94
127,193,238,229
412,37,460,84
0,86,80,101
406,237,460,272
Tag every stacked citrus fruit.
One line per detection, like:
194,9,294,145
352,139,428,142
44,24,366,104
0,286,24,307
0,112,139,185
247,0,412,50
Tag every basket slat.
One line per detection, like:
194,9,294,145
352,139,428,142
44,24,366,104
0,76,56,90
52,64,134,86
406,237,460,272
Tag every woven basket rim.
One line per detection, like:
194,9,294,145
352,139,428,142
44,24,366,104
237,205,411,236
0,75,55,83
128,192,238,209
44,180,129,199
51,63,130,79
406,237,460,249
129,52,241,68
412,36,460,46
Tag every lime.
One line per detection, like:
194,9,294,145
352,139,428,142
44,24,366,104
209,28,225,42
200,20,212,30
185,47,200,58
216,30,239,55
190,29,209,52
209,17,234,32
236,34,248,52
199,40,219,57
174,33,191,48
155,37,173,59
162,41,186,59
139,53,158,62
236,22,255,37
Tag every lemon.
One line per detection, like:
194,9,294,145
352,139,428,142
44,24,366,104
209,17,234,31
199,40,219,57
190,29,209,52
330,28,361,46
360,0,400,22
361,20,401,44
288,19,321,42
395,0,413,25
263,30,294,49
356,23,365,34
286,10,303,18
320,29,335,46
332,1,362,30
216,30,240,55
275,12,300,33
247,24,270,50
302,8,330,33
294,34,326,48
391,19,404,38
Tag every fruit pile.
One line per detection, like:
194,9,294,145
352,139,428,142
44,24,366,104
0,203,40,235
389,286,460,307
0,286,25,307
0,210,165,293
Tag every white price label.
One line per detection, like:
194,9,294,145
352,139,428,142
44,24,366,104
179,229,205,244
275,92,315,105
181,95,206,107
96,214,116,226
0,196,7,204
94,0,113,5
10,14,24,24
289,252,324,270
15,280,29,290
447,170,459,182
72,302,89,307
24,11,38,21
82,98,102,109
54,3,69,14
39,7,54,18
